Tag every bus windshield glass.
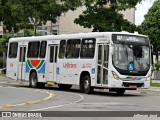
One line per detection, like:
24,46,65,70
112,34,150,75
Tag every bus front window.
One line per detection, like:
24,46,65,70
113,43,150,75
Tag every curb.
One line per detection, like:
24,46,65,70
0,86,56,109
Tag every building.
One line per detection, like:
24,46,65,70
41,7,135,35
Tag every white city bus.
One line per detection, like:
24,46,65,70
6,32,152,95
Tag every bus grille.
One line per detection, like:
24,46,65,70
123,82,144,87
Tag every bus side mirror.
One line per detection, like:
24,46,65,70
150,44,153,65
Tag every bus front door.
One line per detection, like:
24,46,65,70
18,46,26,80
97,44,109,85
48,45,58,82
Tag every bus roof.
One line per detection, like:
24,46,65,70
9,32,148,42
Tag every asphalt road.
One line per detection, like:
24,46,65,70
0,77,160,119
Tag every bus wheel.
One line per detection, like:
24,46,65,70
29,72,45,88
116,89,125,95
58,84,72,90
83,75,93,94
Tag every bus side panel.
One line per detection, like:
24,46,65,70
57,59,96,86
6,58,18,80
25,59,47,83
37,61,47,83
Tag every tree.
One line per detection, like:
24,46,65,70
74,0,142,32
0,0,82,35
138,0,160,62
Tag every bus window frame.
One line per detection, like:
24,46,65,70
80,38,96,59
8,42,18,58
27,41,40,58
66,39,81,59
39,41,47,58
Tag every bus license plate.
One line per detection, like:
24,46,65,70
129,85,137,88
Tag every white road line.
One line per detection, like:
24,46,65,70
82,102,123,105
30,94,84,111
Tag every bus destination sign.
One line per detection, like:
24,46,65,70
112,34,149,45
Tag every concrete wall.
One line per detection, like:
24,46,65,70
119,8,135,23
59,6,92,34
57,7,135,34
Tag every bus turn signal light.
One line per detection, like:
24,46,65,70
112,71,119,80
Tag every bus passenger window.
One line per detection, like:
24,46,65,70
80,38,95,58
66,39,80,58
50,46,54,63
59,40,66,59
27,42,40,58
8,42,18,58
39,41,47,58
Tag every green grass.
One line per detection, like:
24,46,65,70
0,73,6,77
151,83,160,87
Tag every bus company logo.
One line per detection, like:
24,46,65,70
63,63,77,68
10,63,13,67
27,60,45,69
26,60,45,73
82,63,92,68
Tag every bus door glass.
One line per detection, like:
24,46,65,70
97,44,109,85
48,45,58,82
18,45,26,80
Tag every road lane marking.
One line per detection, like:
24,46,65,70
0,86,56,109
30,94,84,111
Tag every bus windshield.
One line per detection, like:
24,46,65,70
113,43,150,75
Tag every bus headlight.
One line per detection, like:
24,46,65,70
147,74,152,81
112,71,119,80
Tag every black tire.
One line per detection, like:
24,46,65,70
116,89,125,95
58,84,72,90
81,75,94,94
29,72,45,88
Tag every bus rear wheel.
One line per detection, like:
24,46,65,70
81,75,93,94
58,84,72,90
29,72,45,88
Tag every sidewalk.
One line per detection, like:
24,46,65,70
151,79,160,83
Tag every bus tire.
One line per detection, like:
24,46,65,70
29,72,45,88
116,89,125,95
82,75,94,94
58,84,72,90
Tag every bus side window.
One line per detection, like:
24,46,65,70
80,38,95,58
66,39,80,59
39,41,47,58
8,42,18,58
59,40,66,59
27,42,40,58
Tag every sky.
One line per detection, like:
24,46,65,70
135,0,155,25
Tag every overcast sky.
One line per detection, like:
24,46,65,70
135,0,155,25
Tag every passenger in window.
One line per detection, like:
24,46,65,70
67,52,72,58
59,52,64,58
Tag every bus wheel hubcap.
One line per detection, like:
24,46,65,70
84,80,89,89
32,77,36,86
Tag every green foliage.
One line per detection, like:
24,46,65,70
151,83,160,87
24,29,44,36
138,0,160,55
153,61,160,71
0,73,6,77
75,7,136,32
0,34,17,52
0,30,44,53
74,0,141,32
0,58,3,68
0,0,82,35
